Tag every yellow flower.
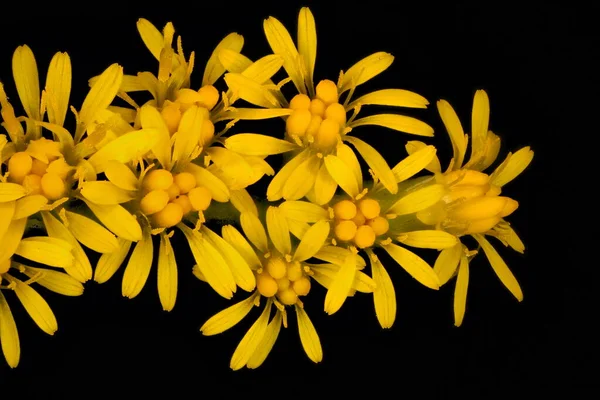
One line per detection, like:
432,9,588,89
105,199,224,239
409,89,534,326
81,103,257,311
200,204,372,369
0,45,127,283
0,217,84,368
219,7,433,204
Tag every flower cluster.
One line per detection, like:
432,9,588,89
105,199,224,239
0,7,533,369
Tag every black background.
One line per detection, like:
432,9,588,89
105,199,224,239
0,1,594,397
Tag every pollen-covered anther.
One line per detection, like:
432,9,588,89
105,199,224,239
315,79,338,105
143,169,174,192
367,216,389,236
277,288,298,306
358,198,381,220
152,202,184,228
325,103,347,126
333,199,357,220
354,225,376,249
266,257,287,280
197,85,220,110
289,93,311,110
7,151,33,183
292,277,311,296
286,108,312,137
334,220,358,242
140,190,170,215
40,172,66,200
257,273,279,297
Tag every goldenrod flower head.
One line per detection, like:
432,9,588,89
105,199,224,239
409,90,534,326
200,204,371,369
220,7,435,204
0,216,84,368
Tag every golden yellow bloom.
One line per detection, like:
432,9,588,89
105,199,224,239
0,45,127,283
409,90,534,326
200,204,372,369
220,7,433,204
0,217,84,368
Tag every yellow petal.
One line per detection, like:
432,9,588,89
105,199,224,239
224,73,280,108
105,161,139,191
217,108,291,122
314,245,366,269
387,184,445,215
382,243,440,290
434,243,462,286
139,104,172,169
311,163,337,205
45,51,71,127
136,18,164,60
0,183,27,202
230,189,258,216
294,220,330,262
12,45,40,120
185,163,230,203
453,254,470,327
64,210,119,253
239,54,285,84
348,89,429,110
263,16,305,94
391,145,436,183
368,250,396,328
349,114,434,137
230,300,272,370
0,291,20,368
205,147,255,190
324,154,359,198
83,200,142,242
23,267,84,296
267,149,310,201
473,234,523,301
202,225,256,292
279,200,328,223
88,128,160,173
13,195,47,220
80,181,135,205
94,238,132,284
122,230,154,299
173,106,207,165
282,154,320,200
15,236,74,268
40,212,92,282
406,140,442,173
490,147,534,188
324,254,356,315
179,224,236,299
0,218,26,265
0,201,15,239
157,234,178,311
203,32,244,86
200,293,257,336
266,206,292,256
13,279,57,335
287,219,311,240
437,99,467,169
398,230,458,250
221,225,262,270
247,310,282,369
297,7,317,95
336,143,363,193
224,134,298,156
78,64,123,134
218,48,253,73
340,52,394,93
345,136,397,194
470,90,490,162
240,212,269,253
295,305,322,363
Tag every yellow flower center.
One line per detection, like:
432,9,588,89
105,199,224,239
286,79,347,153
140,168,212,228
332,198,389,249
417,169,519,235
256,257,311,305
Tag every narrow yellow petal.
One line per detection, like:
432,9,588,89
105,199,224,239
434,243,462,286
0,291,20,368
336,143,363,193
324,154,359,198
224,73,280,108
224,134,298,156
294,220,330,262
263,16,305,94
0,201,15,239
218,48,252,73
311,163,337,205
247,310,282,369
157,234,178,311
297,7,317,95
221,225,262,270
13,195,47,220
437,99,467,168
314,245,367,269
12,45,40,120
0,183,27,202
230,189,258,216
173,106,207,165
266,206,292,256
406,140,442,173
279,200,328,223
14,279,57,335
40,212,92,282
310,263,374,293
205,147,255,190
349,114,434,137
324,254,356,315
78,64,123,132
368,250,396,328
105,161,139,191
185,163,230,203
23,267,84,296
345,136,398,194
348,89,429,110
202,225,256,292
122,230,154,299
136,18,164,60
490,147,534,188
239,54,285,84
65,211,119,254
340,52,394,93
473,234,523,301
391,145,436,183
15,236,73,268
287,219,311,240
94,238,132,284
83,200,142,242
282,154,320,200
387,184,445,215
267,149,310,201
470,90,490,162
45,52,71,127
295,305,322,363
203,32,244,86
0,218,26,265
240,212,269,253
80,181,135,205
398,230,459,250
231,300,272,370
88,128,160,173
200,293,257,336
179,224,236,299
453,254,470,327
382,243,440,290
139,104,172,169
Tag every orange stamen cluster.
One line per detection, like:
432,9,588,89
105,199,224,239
332,198,390,249
256,257,311,306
